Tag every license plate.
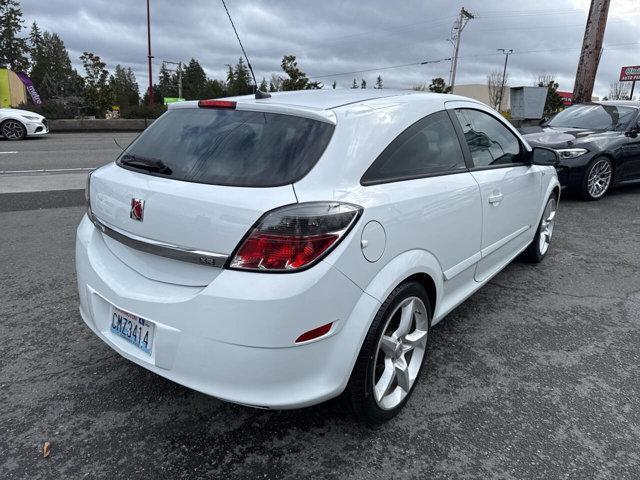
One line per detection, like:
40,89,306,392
110,306,155,355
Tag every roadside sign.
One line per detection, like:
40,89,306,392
557,90,573,106
620,66,640,82
163,97,186,105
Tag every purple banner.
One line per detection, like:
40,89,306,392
16,71,42,105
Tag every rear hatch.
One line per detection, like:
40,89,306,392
88,102,335,286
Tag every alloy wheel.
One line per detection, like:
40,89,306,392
372,296,429,410
1,120,25,140
587,158,612,199
538,197,557,255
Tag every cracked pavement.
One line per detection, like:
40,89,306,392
1,185,639,479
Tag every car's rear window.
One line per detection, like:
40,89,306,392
117,108,335,187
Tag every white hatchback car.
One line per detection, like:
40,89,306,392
77,90,560,422
0,108,48,140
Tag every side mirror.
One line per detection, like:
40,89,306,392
625,125,639,138
531,146,559,166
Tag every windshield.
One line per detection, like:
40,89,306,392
548,104,636,131
117,108,334,187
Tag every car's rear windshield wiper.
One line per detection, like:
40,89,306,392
119,154,173,175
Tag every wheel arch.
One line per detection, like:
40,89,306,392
403,272,437,317
362,249,443,320
337,250,442,400
0,117,27,138
0,117,26,126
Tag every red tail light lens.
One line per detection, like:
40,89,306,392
198,99,236,109
229,202,362,272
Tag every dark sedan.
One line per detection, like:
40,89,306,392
522,101,640,200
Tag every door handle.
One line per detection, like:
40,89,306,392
488,193,503,205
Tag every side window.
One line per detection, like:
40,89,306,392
454,109,524,167
361,110,466,185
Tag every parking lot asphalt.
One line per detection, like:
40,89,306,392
0,132,138,172
1,185,639,479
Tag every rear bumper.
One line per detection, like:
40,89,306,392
75,215,380,409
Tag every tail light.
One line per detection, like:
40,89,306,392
228,202,362,272
198,99,236,109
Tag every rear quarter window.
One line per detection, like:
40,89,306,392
361,110,466,185
117,108,335,187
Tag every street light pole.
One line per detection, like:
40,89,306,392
146,0,154,105
497,48,513,112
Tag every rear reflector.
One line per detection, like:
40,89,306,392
295,322,333,343
198,99,236,109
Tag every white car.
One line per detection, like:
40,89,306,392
76,90,560,422
0,108,48,140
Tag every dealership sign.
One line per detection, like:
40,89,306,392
620,66,640,82
557,91,573,106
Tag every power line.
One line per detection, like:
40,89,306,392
326,15,456,44
308,42,639,80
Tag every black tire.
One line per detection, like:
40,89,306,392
579,156,613,201
523,192,558,263
344,281,432,424
0,119,27,141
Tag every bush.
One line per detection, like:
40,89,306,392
120,104,167,119
17,100,86,119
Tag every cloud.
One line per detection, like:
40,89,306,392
19,0,640,98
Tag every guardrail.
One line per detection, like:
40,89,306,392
49,118,155,132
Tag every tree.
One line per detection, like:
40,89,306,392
428,77,452,93
110,65,139,108
80,51,111,115
281,55,321,90
375,75,383,89
233,57,252,95
28,21,43,58
203,79,226,99
536,78,564,116
30,31,83,100
226,58,252,96
361,79,367,89
269,73,283,92
142,84,163,106
351,78,358,89
487,70,507,110
158,62,177,98
608,81,630,100
259,77,268,92
0,0,29,71
182,58,209,99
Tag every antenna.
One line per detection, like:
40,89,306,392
220,0,271,99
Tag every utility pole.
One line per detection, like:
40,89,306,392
497,48,513,112
146,0,154,105
448,7,474,92
573,0,610,104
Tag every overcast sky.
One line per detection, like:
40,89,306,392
19,0,640,98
